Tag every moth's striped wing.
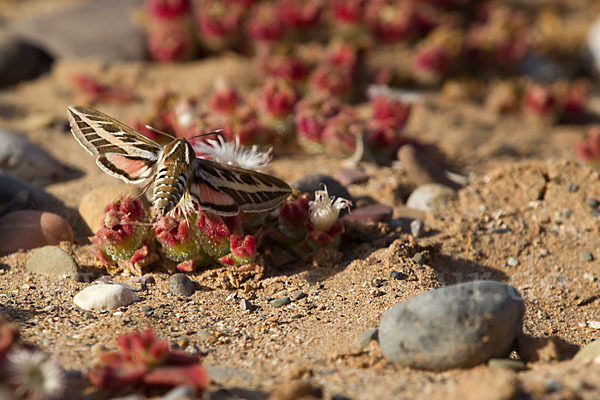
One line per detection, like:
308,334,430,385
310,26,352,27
67,105,161,184
190,159,291,216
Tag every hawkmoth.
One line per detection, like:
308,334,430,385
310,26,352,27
67,105,291,217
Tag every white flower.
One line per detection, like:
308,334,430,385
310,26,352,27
309,185,352,232
193,136,272,171
8,349,65,400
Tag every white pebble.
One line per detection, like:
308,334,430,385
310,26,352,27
588,321,600,330
73,284,140,311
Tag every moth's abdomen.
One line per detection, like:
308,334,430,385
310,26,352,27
153,168,187,216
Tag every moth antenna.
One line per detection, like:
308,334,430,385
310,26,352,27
144,124,176,140
187,129,224,142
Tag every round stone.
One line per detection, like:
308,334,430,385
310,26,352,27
406,184,457,212
573,340,600,361
378,280,525,370
0,210,73,254
26,245,80,280
168,273,195,297
73,284,140,311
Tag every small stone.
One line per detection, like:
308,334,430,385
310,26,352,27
79,184,147,233
0,128,70,183
544,380,563,393
358,328,379,348
554,208,572,223
378,281,525,370
26,246,79,280
566,183,579,192
406,184,457,212
0,210,73,255
573,340,600,361
197,329,213,341
507,257,519,267
168,274,195,297
410,219,424,238
270,297,291,308
163,385,194,400
487,359,527,371
539,248,549,257
140,305,152,313
0,34,53,87
292,174,353,203
73,284,140,311
589,321,600,329
412,252,426,265
291,291,307,301
176,337,189,349
10,0,146,61
0,173,56,217
342,203,393,224
371,278,384,288
336,168,369,186
389,271,407,280
586,198,599,208
580,252,594,262
239,299,254,311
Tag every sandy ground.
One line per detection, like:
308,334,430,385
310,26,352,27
0,3,600,399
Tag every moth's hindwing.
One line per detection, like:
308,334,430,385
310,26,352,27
67,105,161,184
190,159,291,215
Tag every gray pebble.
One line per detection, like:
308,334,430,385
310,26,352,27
26,246,80,280
586,198,599,208
544,379,563,393
0,128,71,184
358,328,379,348
0,34,52,87
389,271,407,280
197,329,213,341
487,358,526,371
410,219,424,238
168,274,195,297
378,280,524,370
507,257,519,267
140,305,152,313
554,208,572,223
9,0,146,61
412,252,426,265
292,174,353,204
270,297,291,308
239,299,254,311
291,290,307,301
580,252,594,262
566,183,579,192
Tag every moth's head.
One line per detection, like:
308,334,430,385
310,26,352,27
159,138,195,166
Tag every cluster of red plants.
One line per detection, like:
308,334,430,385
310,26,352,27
144,0,536,83
86,329,208,395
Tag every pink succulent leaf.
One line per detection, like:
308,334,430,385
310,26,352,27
259,78,300,119
247,2,286,42
523,84,556,117
143,364,208,393
365,0,416,43
330,0,365,24
146,0,191,20
195,211,232,257
277,0,323,29
207,83,241,115
70,74,135,104
176,259,196,272
574,127,600,165
0,317,19,362
321,108,361,156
